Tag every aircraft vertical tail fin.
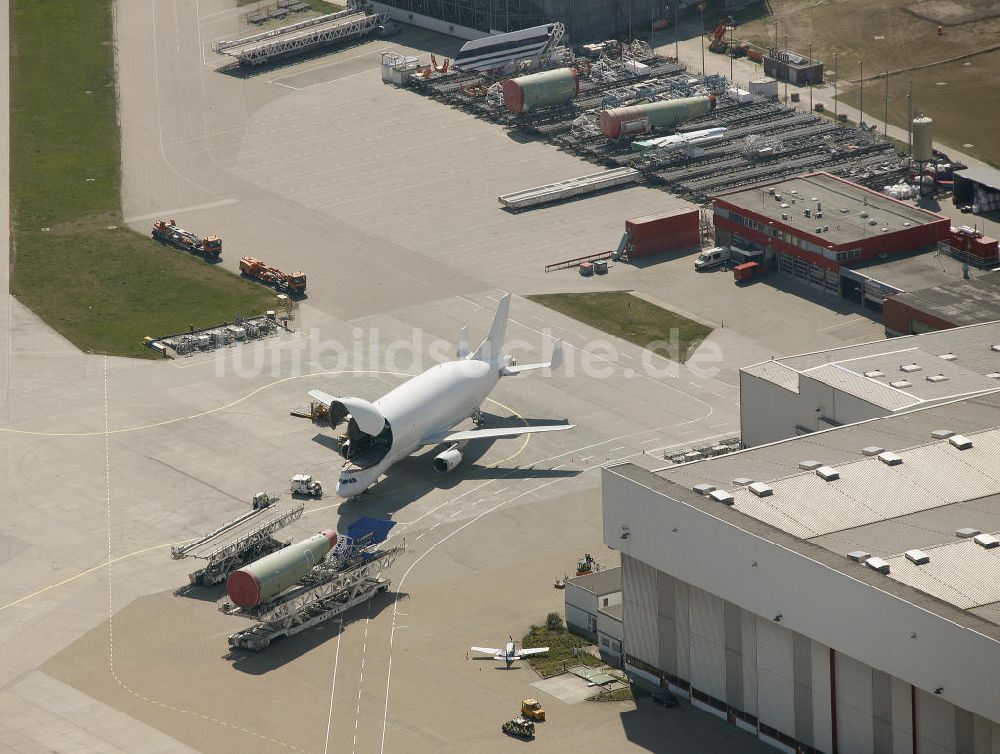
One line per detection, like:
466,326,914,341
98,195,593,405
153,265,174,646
473,293,511,366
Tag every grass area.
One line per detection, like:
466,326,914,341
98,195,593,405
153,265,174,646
522,614,602,679
526,291,712,363
10,1,274,358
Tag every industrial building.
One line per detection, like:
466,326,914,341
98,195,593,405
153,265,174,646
371,0,665,42
713,172,950,296
763,48,823,86
564,567,622,640
603,390,1000,753
738,321,1000,447
953,165,1000,215
884,272,1000,337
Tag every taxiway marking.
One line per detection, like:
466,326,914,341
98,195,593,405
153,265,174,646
124,198,238,224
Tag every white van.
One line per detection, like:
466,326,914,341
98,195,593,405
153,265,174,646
695,246,730,270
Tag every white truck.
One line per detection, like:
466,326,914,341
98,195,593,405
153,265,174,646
694,246,730,270
290,474,323,498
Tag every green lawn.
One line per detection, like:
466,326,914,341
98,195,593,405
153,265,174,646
527,291,712,362
10,1,274,358
522,615,602,679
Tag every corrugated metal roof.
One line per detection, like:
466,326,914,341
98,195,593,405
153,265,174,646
742,360,801,392
741,322,1000,406
886,537,1000,609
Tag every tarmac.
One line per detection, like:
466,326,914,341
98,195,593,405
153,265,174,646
0,2,923,752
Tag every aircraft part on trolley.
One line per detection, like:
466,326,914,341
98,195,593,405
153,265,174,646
598,95,717,139
502,68,579,114
226,530,337,608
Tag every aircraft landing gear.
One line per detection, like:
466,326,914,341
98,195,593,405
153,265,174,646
472,408,485,427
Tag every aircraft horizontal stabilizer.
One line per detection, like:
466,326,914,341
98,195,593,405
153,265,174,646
422,423,574,445
308,389,337,407
502,338,563,375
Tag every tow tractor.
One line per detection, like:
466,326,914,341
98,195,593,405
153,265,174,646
290,474,324,498
151,219,222,259
240,256,307,296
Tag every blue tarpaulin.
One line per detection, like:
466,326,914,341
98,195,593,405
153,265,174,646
346,516,395,546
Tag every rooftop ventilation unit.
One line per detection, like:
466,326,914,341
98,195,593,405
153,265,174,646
987,373,1000,379
816,227,823,233
863,370,884,378
905,549,930,565
733,477,754,487
900,363,922,373
799,460,823,471
774,193,783,200
780,203,790,208
817,212,823,219
839,208,849,213
903,221,911,227
881,227,890,232
991,345,1000,353
816,466,840,481
810,196,818,202
939,353,957,361
693,483,716,496
748,482,773,497
782,213,789,220
865,557,891,574
823,225,829,232
804,208,811,217
847,550,870,563
973,533,999,549
890,380,912,389
869,219,878,226
931,429,955,439
878,451,903,466
926,374,949,383
956,528,981,539
708,489,735,505
862,446,884,456
949,434,973,450
769,187,776,195
860,211,869,218
789,190,798,195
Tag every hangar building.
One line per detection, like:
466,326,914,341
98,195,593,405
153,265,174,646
738,322,1000,447
604,391,1000,753
712,173,950,298
884,272,1000,337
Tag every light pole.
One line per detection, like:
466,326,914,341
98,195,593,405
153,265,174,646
884,69,889,139
859,59,864,130
808,43,813,112
907,79,913,156
700,4,706,76
729,24,734,82
833,52,838,120
674,0,679,64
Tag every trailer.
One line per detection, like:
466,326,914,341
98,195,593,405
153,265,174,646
170,495,305,586
151,219,222,259
223,517,402,650
240,256,307,296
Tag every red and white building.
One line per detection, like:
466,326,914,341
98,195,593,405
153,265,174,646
712,173,950,300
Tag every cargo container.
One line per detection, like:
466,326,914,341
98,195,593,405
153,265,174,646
579,262,594,276
624,208,700,258
734,261,766,282
502,68,579,114
598,95,716,139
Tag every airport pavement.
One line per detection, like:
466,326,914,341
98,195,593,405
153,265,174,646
0,2,905,752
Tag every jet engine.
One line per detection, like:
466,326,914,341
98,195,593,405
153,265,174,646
433,445,463,473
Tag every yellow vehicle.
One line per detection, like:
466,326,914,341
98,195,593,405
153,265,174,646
521,698,545,722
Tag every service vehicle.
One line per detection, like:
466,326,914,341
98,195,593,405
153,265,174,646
240,256,307,295
151,219,222,259
734,261,766,282
501,718,535,739
694,246,729,270
290,474,323,497
521,699,546,721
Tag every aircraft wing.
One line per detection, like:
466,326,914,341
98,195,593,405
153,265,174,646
518,647,549,657
421,424,575,446
470,646,501,655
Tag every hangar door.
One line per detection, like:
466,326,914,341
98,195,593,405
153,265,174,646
756,617,795,738
836,653,874,753
688,586,726,703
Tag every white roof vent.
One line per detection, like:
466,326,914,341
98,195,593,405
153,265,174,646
938,353,957,361
748,482,773,497
839,208,850,213
816,466,840,481
866,557,891,574
732,477,754,487
881,227,890,232
931,429,955,439
973,533,999,549
799,460,823,471
878,451,903,466
693,483,716,496
847,550,870,563
926,374,949,383
860,211,869,218
949,434,973,450
869,219,878,226
862,446,884,456
863,370,884,378
709,489,735,505
956,528,981,538
905,549,930,565
991,345,1000,353
890,380,912,389
780,202,790,208
987,373,1000,379
903,221,911,227
900,363,922,373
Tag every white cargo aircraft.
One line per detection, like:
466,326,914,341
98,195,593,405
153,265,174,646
308,294,573,498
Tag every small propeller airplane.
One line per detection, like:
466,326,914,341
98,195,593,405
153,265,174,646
470,637,550,669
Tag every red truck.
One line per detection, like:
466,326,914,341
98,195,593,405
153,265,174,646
151,219,222,259
734,261,766,283
239,256,307,295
